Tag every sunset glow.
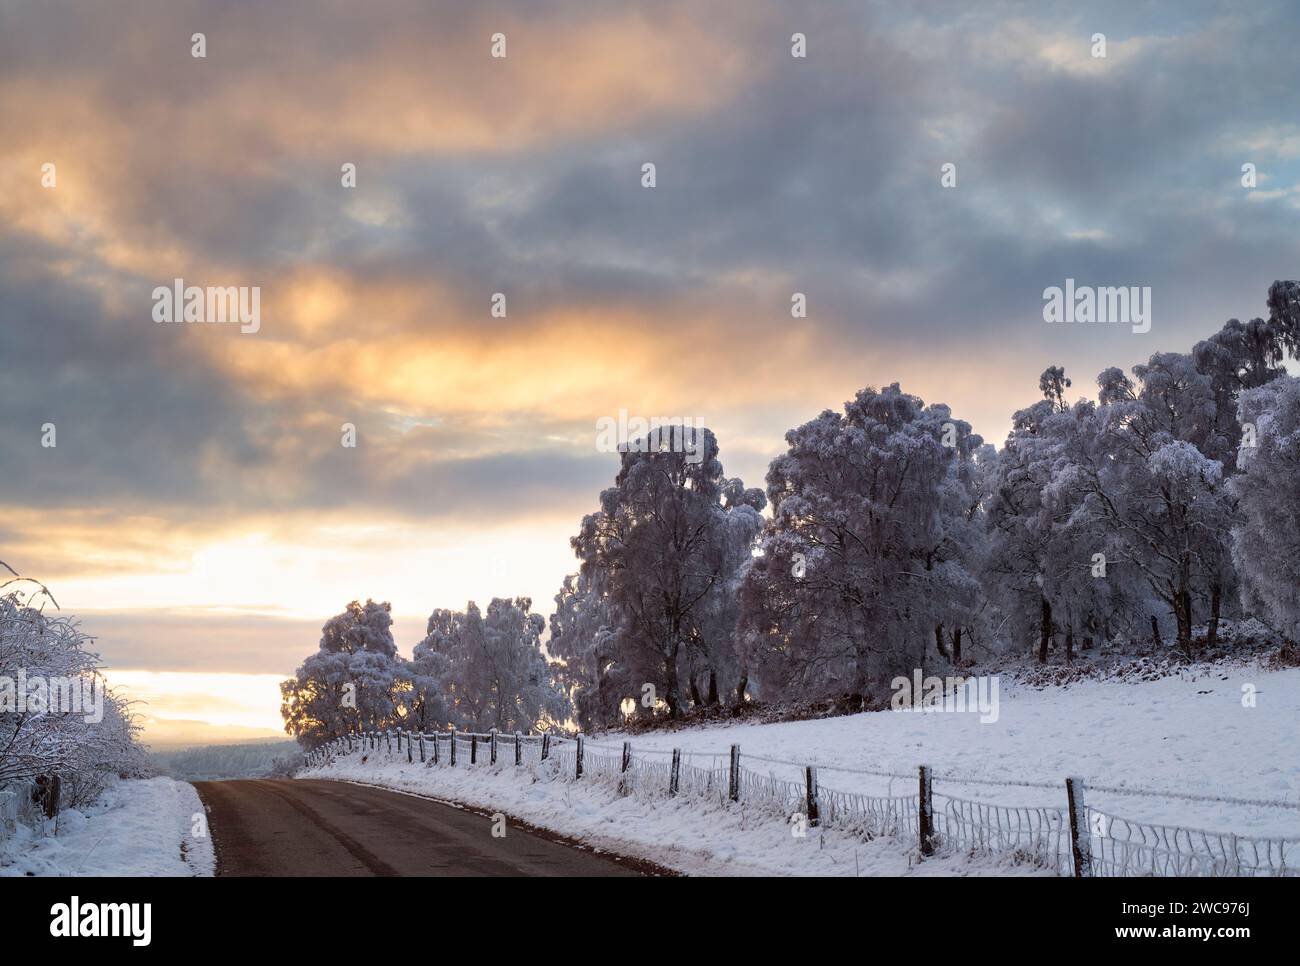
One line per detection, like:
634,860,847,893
4,1,1298,747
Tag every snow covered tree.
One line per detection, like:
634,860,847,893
404,638,453,733
739,385,984,704
416,598,569,733
1192,317,1287,470
682,478,766,706
1046,356,1236,654
548,571,625,730
985,369,1167,663
982,390,1076,660
318,598,399,658
281,598,409,746
571,426,762,717
1230,375,1300,641
0,571,151,810
1266,279,1300,357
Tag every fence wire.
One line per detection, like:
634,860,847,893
309,730,1298,877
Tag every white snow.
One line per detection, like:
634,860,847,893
0,777,215,877
305,664,1300,875
310,758,1036,876
592,665,1300,838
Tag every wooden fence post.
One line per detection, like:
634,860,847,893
918,764,935,856
432,733,439,765
541,733,550,761
618,741,632,794
407,731,413,763
396,731,402,754
1066,776,1093,878
418,733,425,762
385,731,392,755
575,733,584,779
514,731,523,766
450,728,457,766
669,749,681,796
728,745,741,802
490,729,498,765
805,766,820,828
471,733,478,765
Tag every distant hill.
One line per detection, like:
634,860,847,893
139,717,287,752
150,740,302,781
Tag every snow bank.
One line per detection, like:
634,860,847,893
0,777,214,877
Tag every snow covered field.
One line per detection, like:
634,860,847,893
593,665,1300,839
0,777,214,877
305,664,1300,875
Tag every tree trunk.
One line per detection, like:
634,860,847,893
1175,555,1194,655
1208,583,1222,650
663,648,683,717
34,775,61,819
688,675,703,708
735,670,748,705
706,670,719,706
1065,626,1074,664
1175,589,1193,656
951,627,962,666
852,645,871,697
1150,615,1162,648
1038,596,1052,663
934,624,950,660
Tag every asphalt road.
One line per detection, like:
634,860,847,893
193,779,645,877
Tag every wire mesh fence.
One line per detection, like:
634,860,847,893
307,729,1299,877
1088,809,1297,877
0,779,42,846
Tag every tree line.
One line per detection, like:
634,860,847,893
282,280,1300,744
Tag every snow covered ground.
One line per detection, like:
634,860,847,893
0,777,215,877
304,663,1299,876
310,755,1038,876
594,665,1300,838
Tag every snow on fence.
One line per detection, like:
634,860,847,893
305,729,1299,877
0,787,19,844
0,780,38,845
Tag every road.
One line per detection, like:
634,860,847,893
193,779,646,876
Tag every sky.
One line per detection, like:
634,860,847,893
2,0,1298,742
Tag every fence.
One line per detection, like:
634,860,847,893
0,780,39,846
305,729,1299,877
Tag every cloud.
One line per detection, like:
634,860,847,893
3,0,1299,647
